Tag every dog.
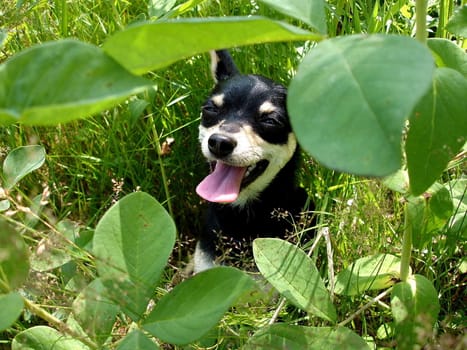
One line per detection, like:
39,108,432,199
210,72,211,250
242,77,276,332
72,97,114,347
193,50,308,273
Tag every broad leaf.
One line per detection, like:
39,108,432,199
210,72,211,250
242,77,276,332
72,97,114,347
72,278,120,345
143,266,255,345
258,0,327,33
288,34,434,176
244,324,371,350
103,17,321,74
0,292,24,331
406,68,467,195
0,39,152,125
334,254,402,296
446,5,467,37
93,192,176,321
391,275,440,349
253,238,336,322
117,330,160,350
427,38,467,78
0,220,29,289
2,145,45,189
12,326,89,350
30,220,87,272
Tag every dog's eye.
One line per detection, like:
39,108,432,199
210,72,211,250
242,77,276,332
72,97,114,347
259,113,282,127
202,101,219,118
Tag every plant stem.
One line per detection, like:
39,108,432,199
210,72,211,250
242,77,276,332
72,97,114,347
400,204,412,282
415,0,428,44
22,297,98,349
148,114,174,220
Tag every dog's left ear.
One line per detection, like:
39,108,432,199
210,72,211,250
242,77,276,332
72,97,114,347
210,50,239,83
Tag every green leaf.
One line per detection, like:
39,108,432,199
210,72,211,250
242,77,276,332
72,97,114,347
391,275,440,349
2,145,45,189
0,39,152,125
143,266,255,345
0,199,10,212
253,238,336,322
12,326,89,350
244,324,371,350
406,68,467,195
0,220,29,290
334,254,402,296
103,17,321,74
288,34,434,177
117,330,160,350
258,0,327,33
30,226,72,272
72,278,120,345
427,38,467,78
0,292,24,331
148,0,177,18
446,5,467,37
93,192,176,321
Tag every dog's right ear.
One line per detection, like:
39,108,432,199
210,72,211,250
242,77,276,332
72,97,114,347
210,50,239,83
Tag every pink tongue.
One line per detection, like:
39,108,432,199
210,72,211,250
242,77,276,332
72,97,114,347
196,162,247,203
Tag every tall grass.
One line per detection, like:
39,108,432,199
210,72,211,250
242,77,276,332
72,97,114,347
1,0,465,348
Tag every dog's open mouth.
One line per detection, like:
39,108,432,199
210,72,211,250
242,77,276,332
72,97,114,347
196,160,269,203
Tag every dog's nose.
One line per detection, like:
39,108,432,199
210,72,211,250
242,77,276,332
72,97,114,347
208,134,237,157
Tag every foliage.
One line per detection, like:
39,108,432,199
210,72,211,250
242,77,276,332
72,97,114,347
0,0,466,349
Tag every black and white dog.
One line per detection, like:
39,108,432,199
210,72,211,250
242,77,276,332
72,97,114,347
194,50,308,273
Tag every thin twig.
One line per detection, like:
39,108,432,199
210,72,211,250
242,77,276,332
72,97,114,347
337,287,393,328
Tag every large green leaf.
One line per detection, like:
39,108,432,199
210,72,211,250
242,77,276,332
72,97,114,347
0,292,24,331
2,145,45,189
406,68,467,196
117,330,160,350
103,17,321,74
72,278,120,345
12,326,89,350
0,39,152,125
288,34,434,176
0,220,29,290
243,324,371,350
93,192,176,321
391,275,440,349
143,266,255,345
258,0,326,33
427,38,467,78
446,5,467,37
253,238,336,322
334,254,403,296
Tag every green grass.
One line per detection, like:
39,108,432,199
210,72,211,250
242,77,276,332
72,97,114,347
1,0,465,349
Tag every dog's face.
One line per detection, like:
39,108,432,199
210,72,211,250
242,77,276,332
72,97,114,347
196,51,297,206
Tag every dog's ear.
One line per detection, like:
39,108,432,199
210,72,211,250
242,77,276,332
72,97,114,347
210,50,239,83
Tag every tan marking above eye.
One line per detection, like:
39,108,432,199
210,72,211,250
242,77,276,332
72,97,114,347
258,101,278,114
211,94,225,107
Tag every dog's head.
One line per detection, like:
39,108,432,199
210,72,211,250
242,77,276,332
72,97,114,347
196,50,297,206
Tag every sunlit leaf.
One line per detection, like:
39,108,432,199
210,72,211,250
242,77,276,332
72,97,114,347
244,324,371,350
103,17,321,74
258,0,327,33
391,275,440,349
2,145,45,189
289,34,434,176
334,254,403,296
143,267,255,345
0,40,152,125
12,326,89,350
253,238,336,322
117,330,160,350
406,68,467,195
93,192,176,321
